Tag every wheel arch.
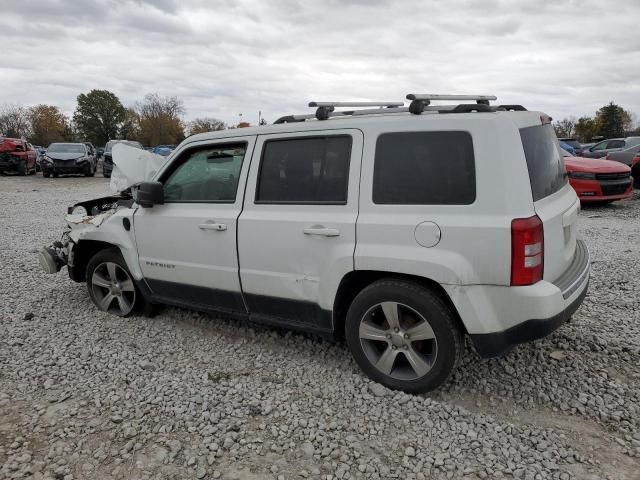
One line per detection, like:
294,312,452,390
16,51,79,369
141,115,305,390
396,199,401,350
68,240,118,282
332,270,467,338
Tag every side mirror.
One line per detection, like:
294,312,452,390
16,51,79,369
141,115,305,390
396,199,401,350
135,181,164,208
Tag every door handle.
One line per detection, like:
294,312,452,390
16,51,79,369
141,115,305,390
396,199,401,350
199,221,227,231
303,226,340,237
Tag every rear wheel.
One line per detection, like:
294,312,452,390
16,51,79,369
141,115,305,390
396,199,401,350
17,161,27,176
345,279,462,393
86,248,146,317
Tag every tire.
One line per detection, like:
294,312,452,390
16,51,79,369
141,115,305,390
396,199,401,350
84,164,93,177
17,161,27,176
345,279,463,393
52,172,59,178
43,171,50,178
86,248,147,317
103,171,111,178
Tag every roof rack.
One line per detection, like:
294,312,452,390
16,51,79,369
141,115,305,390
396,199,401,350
308,101,404,120
272,94,526,124
406,93,498,114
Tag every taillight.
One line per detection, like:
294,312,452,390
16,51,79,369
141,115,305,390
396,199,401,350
632,155,640,167
511,215,544,286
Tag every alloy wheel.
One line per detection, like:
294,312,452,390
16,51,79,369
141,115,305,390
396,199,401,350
359,301,438,381
91,262,136,316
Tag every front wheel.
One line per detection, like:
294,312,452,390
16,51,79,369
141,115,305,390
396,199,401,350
86,248,146,317
345,279,463,393
17,161,27,176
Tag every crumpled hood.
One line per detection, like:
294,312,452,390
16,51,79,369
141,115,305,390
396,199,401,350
109,144,168,193
564,156,631,173
0,138,21,153
46,152,86,161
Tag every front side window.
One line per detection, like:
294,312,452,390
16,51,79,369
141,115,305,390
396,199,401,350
373,131,476,205
256,135,352,203
592,141,608,151
163,143,246,202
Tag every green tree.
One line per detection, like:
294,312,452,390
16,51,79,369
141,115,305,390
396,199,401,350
574,116,600,143
0,104,30,138
28,104,67,146
187,117,226,135
136,93,185,146
119,107,142,141
73,89,126,146
595,102,631,139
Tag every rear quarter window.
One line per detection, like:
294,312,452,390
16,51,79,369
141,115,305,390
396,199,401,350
373,131,475,205
519,124,567,201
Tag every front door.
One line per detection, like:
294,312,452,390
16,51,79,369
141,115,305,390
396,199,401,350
238,130,363,333
134,136,256,313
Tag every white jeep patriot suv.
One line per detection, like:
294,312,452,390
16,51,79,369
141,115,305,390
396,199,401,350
40,94,590,393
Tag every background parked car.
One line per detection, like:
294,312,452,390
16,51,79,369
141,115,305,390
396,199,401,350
558,138,584,155
102,139,144,177
97,147,104,159
0,137,37,175
559,141,576,154
151,144,176,156
41,142,97,178
632,154,640,188
562,149,632,203
581,137,640,158
605,143,640,167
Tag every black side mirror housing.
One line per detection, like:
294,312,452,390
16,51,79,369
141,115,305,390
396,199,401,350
135,181,164,208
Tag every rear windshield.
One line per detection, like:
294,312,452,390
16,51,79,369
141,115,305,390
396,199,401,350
520,124,567,201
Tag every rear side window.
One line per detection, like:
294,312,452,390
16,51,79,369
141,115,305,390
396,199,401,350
519,124,567,201
373,131,475,205
256,135,352,204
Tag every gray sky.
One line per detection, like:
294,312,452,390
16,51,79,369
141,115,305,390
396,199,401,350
1,0,639,126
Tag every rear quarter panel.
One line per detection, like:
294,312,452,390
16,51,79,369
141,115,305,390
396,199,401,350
355,114,535,287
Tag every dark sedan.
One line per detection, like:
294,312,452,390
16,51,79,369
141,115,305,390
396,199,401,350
41,143,96,177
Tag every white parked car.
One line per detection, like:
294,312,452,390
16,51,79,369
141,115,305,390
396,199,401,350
39,94,590,393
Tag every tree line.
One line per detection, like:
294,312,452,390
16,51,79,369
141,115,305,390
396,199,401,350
0,89,237,147
553,101,638,142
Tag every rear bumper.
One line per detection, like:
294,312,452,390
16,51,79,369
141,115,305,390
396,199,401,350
446,240,590,358
470,281,588,357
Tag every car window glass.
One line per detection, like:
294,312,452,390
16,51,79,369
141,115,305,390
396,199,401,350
163,143,246,202
607,140,625,149
592,141,607,151
256,136,352,203
519,124,568,202
373,131,476,205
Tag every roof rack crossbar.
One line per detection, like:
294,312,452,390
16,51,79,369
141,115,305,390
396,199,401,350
309,101,404,108
406,94,497,102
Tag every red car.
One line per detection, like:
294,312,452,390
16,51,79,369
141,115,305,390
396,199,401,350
562,150,632,203
632,154,640,189
0,137,37,175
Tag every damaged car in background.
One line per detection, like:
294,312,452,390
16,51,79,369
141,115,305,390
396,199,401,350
40,142,97,178
0,137,37,175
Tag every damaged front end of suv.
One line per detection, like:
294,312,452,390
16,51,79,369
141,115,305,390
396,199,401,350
38,143,167,285
38,193,135,277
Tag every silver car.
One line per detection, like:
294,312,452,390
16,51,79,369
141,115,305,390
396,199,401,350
582,137,640,158
605,143,640,166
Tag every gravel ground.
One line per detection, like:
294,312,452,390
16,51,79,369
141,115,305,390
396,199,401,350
1,175,639,480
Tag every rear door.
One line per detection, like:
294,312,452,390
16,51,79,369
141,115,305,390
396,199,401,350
237,130,363,332
518,120,578,281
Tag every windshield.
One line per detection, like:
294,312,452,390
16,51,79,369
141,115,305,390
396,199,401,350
560,139,581,149
105,140,143,153
47,143,85,154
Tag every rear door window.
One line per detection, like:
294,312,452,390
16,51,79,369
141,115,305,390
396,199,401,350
373,131,475,205
256,135,352,204
519,124,568,201
606,140,625,149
